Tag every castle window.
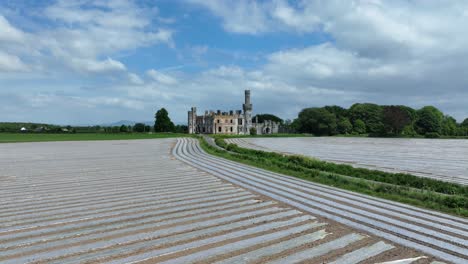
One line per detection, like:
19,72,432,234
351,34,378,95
218,127,222,132
230,119,233,123
217,119,220,124
230,127,233,132
239,119,243,125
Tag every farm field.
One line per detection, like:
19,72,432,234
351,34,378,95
0,139,465,263
227,137,468,185
176,138,467,263
0,133,188,143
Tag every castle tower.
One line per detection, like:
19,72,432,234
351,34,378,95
243,90,253,134
188,107,197,134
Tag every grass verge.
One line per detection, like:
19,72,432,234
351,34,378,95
0,133,191,143
217,133,314,138
221,133,468,140
199,136,467,217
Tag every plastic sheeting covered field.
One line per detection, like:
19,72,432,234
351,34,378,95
227,137,468,185
177,138,467,263
0,139,460,263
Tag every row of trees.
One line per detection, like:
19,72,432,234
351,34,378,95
1,108,185,134
85,108,185,133
0,123,63,133
292,103,468,137
4,105,466,137
112,108,186,133
252,114,284,124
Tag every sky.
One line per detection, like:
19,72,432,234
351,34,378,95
1,0,468,125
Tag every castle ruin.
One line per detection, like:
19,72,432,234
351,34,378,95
188,90,279,135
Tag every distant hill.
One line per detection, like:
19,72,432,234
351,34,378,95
101,120,186,126
100,120,153,127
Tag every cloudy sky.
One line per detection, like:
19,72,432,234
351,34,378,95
1,0,468,125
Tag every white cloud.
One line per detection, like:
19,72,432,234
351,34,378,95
187,0,272,34
0,51,28,72
205,65,245,78
0,0,173,76
265,43,422,80
68,58,126,74
190,1,468,58
187,0,321,34
0,15,25,43
128,73,144,85
44,0,150,29
188,0,468,96
271,0,320,32
87,97,145,110
42,0,174,56
146,69,178,85
2,0,468,124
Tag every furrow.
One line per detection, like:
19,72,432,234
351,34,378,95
174,138,468,263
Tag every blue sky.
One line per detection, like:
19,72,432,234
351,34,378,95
1,0,468,125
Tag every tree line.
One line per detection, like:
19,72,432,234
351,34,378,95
3,105,468,138
290,103,468,137
0,108,187,134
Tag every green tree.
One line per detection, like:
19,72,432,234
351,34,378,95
460,118,468,136
175,125,188,133
382,105,415,135
415,106,444,135
441,116,458,136
295,108,337,136
253,114,283,124
119,125,128,133
324,105,348,119
337,117,353,134
133,123,146,133
401,125,417,137
353,119,366,134
461,118,468,127
349,103,384,135
154,108,175,132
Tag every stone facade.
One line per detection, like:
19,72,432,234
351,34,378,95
253,118,280,135
188,90,279,135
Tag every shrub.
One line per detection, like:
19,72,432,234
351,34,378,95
425,132,440,138
250,127,257,136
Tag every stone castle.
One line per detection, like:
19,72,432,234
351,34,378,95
188,90,279,135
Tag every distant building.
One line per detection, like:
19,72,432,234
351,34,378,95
20,127,27,132
188,90,279,135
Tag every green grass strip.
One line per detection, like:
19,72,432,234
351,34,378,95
214,137,467,196
200,136,467,217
